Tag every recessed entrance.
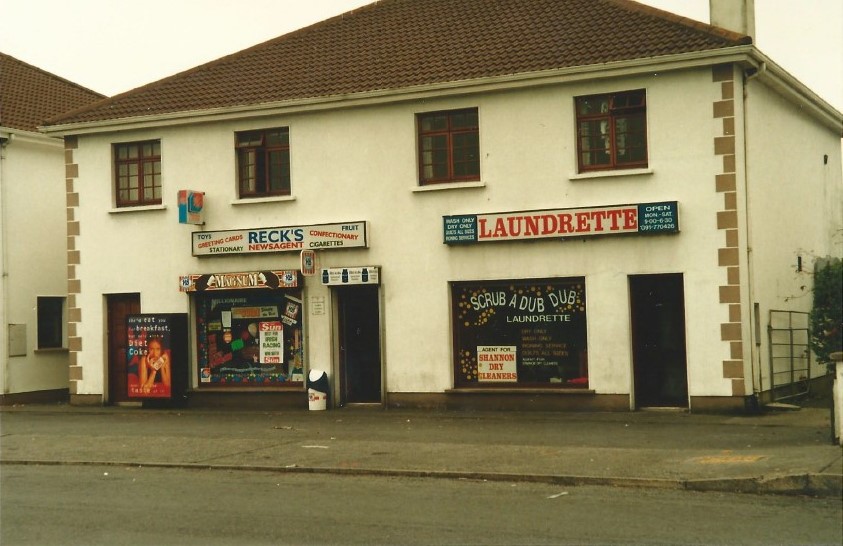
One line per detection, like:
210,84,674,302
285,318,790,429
336,285,382,405
629,274,688,408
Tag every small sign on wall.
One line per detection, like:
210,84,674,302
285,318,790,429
301,250,316,276
321,267,379,286
178,190,205,225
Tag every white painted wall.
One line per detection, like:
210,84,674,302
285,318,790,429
0,131,69,395
71,65,813,401
743,78,843,390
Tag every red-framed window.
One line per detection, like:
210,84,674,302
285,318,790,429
417,108,480,185
236,128,290,198
576,90,647,172
114,140,161,207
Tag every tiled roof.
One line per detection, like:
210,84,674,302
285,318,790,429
0,53,105,132
46,0,749,127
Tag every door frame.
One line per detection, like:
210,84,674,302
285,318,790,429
629,274,689,409
332,285,383,406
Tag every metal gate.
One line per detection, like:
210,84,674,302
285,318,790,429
767,310,811,401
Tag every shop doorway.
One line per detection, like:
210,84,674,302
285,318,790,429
629,274,688,408
106,293,140,404
337,285,382,405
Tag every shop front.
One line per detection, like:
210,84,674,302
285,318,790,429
179,271,305,406
442,201,682,411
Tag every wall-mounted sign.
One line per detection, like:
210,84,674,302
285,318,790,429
178,190,205,225
301,249,317,276
443,201,678,244
321,267,379,286
192,221,367,256
179,270,300,292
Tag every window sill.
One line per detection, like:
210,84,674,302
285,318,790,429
231,195,296,205
193,386,303,392
446,388,595,394
412,180,485,193
34,347,69,354
568,168,653,181
109,204,167,214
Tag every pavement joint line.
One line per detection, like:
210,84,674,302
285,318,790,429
1,459,839,499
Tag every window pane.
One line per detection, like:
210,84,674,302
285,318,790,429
128,145,139,159
268,150,290,193
420,114,447,132
266,130,289,147
577,96,609,115
451,110,478,129
37,297,64,349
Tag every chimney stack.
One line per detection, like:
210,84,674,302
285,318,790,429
709,0,755,38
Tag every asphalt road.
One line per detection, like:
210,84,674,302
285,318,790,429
2,464,841,545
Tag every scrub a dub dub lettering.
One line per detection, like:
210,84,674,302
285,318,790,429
470,289,579,312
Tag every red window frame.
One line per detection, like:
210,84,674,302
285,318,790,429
575,90,648,172
417,108,480,185
236,128,291,198
114,140,162,207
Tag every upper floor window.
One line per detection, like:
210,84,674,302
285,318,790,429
236,128,290,198
417,108,480,185
576,90,647,172
37,296,65,349
115,140,162,207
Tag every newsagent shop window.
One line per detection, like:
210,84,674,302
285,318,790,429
114,140,162,207
195,289,304,386
417,108,480,185
452,278,588,388
575,89,647,172
236,127,291,198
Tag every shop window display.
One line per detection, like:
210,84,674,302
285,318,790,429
195,290,304,385
452,278,588,388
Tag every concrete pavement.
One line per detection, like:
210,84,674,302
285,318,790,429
1,403,841,498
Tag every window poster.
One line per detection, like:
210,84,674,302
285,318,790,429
196,289,304,385
452,278,588,388
127,315,175,398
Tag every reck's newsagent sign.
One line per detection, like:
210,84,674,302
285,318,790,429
193,221,367,256
443,202,678,244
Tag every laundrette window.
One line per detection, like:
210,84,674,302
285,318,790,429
451,278,588,388
195,289,304,386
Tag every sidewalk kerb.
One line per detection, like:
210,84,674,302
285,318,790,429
2,459,839,499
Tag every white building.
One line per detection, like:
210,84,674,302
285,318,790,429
42,0,842,411
1,53,104,404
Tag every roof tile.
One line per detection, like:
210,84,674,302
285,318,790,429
47,0,749,127
0,53,105,132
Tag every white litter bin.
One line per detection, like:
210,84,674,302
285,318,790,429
306,369,328,411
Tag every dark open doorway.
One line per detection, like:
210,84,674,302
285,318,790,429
629,274,688,408
337,285,382,405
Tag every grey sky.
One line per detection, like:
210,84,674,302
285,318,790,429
1,0,840,111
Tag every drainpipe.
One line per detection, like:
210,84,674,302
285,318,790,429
0,132,12,395
743,62,766,400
